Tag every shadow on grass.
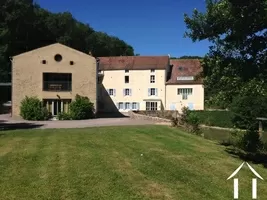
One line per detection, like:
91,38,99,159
222,145,267,168
0,121,43,131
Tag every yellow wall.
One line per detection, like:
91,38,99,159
166,84,204,112
12,43,97,118
99,69,166,112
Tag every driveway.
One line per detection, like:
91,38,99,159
0,114,159,130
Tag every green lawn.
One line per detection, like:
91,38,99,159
0,126,266,200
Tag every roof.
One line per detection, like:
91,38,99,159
98,56,169,70
13,43,93,59
166,59,203,85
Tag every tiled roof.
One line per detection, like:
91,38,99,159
98,56,169,70
166,59,203,85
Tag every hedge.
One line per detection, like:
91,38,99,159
192,110,234,128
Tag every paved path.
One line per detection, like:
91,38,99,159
0,114,158,130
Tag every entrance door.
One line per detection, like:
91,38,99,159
53,100,62,116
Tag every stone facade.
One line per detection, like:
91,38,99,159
12,43,97,118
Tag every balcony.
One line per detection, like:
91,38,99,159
43,81,72,92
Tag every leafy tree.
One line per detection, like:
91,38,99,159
179,56,202,59
0,0,134,82
184,0,267,107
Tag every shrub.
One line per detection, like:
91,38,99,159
171,117,178,127
186,112,201,135
230,130,264,153
20,96,49,120
57,112,72,120
69,94,95,120
180,106,191,125
230,94,267,130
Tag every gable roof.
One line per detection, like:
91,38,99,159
166,59,203,85
13,43,92,59
98,56,169,70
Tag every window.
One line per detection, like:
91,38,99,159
118,102,123,109
146,102,157,110
43,73,72,91
177,88,193,100
150,75,155,83
108,89,116,96
125,102,130,109
132,102,137,110
124,88,131,96
148,88,157,96
42,60,47,64
151,69,155,73
70,61,74,65
43,99,71,116
54,54,62,62
125,76,129,83
125,70,129,73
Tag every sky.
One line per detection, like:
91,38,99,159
36,0,211,57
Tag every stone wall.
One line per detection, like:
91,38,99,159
128,111,172,123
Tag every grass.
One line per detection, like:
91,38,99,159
0,126,267,200
192,110,234,128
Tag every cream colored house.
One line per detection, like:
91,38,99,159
12,43,97,118
166,59,204,111
98,57,204,113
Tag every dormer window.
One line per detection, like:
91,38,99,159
177,76,194,81
151,69,155,73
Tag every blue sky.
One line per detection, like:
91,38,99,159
36,0,210,57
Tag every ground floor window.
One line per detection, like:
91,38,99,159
132,102,137,109
118,102,124,109
43,99,71,116
146,102,158,110
125,102,130,109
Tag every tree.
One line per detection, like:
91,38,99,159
0,0,134,82
179,56,202,59
184,0,267,108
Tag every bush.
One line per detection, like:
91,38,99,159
186,112,201,135
69,94,95,120
171,117,178,127
230,130,264,153
230,94,267,130
192,110,234,128
180,106,191,125
57,112,72,120
20,96,49,120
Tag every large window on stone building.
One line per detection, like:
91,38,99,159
43,73,72,91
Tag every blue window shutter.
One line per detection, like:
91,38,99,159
129,103,132,110
155,88,158,96
148,88,151,96
130,89,132,96
116,103,119,109
123,89,125,96
114,89,116,96
137,103,140,110
123,103,125,110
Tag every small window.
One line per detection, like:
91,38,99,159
125,76,129,83
42,60,47,64
151,69,155,73
108,89,114,96
132,102,137,109
125,70,129,73
150,88,156,95
70,61,74,65
54,54,62,62
150,75,155,83
125,89,130,96
125,102,130,109
118,102,123,109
